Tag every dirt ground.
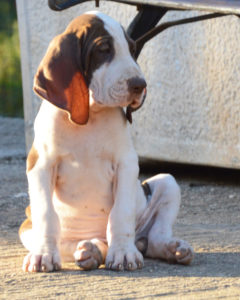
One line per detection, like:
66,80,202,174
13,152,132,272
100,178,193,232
1,117,240,299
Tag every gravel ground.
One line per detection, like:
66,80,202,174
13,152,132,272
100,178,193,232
0,117,240,299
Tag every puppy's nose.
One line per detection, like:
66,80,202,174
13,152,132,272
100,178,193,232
127,77,147,94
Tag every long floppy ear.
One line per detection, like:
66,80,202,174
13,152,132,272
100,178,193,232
33,33,89,125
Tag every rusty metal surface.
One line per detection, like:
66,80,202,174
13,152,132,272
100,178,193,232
108,0,240,14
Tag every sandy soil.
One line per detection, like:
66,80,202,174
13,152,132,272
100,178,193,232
1,117,240,299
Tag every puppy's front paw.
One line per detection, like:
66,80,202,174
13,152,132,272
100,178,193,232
74,240,103,271
106,244,143,271
22,251,61,272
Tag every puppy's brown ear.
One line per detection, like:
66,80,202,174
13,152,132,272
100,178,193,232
34,33,89,125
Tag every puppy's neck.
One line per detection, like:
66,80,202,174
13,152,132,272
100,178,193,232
89,102,124,124
89,93,123,120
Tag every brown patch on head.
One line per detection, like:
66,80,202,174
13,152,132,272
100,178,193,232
27,145,39,172
34,14,114,125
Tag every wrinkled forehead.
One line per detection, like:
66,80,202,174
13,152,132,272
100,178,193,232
85,11,128,46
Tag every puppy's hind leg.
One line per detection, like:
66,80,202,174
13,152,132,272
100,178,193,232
138,174,194,265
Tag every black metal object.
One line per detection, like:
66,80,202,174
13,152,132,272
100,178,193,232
48,0,240,58
127,7,167,58
48,0,89,10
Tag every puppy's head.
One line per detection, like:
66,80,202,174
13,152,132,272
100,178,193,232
34,12,146,125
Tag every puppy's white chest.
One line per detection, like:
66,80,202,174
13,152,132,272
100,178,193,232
58,148,114,182
56,147,115,209
53,142,116,241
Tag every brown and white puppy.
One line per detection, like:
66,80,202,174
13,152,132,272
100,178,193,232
19,11,194,272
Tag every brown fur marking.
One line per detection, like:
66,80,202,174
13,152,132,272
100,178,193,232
25,205,32,220
27,146,39,172
19,206,32,236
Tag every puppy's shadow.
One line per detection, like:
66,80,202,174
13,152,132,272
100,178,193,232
62,252,240,278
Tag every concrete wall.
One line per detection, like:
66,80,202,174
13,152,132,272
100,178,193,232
16,0,240,168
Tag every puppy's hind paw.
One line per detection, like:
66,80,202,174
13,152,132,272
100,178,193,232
164,239,194,265
74,240,103,271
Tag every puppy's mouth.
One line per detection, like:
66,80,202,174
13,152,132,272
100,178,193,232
125,76,147,116
126,88,147,123
128,87,147,109
128,88,147,111
128,96,143,109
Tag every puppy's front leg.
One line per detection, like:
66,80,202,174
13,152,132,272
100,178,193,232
22,146,61,272
106,153,143,271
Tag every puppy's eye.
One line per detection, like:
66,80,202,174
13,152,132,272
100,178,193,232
98,43,111,53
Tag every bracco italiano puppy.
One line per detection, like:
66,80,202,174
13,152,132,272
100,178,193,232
19,11,194,272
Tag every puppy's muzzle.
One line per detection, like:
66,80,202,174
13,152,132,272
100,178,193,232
126,77,147,123
127,76,147,109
